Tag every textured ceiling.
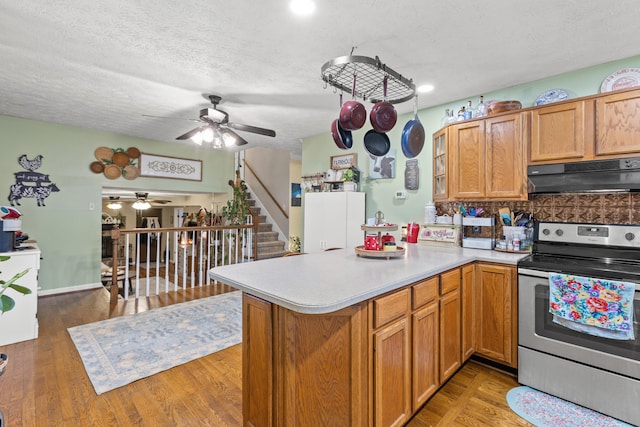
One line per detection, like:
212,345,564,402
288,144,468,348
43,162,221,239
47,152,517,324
1,1,639,157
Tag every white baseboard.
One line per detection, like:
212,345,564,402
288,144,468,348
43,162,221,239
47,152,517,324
38,282,103,296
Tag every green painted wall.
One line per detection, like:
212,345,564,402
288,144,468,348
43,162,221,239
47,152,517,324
302,54,640,236
0,116,234,292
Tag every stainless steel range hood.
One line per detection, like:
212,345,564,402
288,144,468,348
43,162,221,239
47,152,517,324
528,157,640,194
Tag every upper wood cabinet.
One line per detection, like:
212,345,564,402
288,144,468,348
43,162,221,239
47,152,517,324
529,87,640,165
529,100,594,163
596,89,640,156
447,113,527,200
433,128,449,201
449,120,485,199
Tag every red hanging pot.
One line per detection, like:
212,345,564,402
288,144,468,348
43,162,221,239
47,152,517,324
369,76,397,133
339,74,366,131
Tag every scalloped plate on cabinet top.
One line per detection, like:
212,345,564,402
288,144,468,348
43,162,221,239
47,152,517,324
534,89,570,106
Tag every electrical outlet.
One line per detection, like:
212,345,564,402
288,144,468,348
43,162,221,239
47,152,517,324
394,190,407,200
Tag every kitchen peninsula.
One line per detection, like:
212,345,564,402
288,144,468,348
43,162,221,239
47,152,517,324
209,245,526,426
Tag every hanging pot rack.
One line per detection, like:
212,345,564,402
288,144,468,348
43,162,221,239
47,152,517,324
321,55,416,104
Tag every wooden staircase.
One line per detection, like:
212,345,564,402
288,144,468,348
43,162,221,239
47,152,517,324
247,196,288,259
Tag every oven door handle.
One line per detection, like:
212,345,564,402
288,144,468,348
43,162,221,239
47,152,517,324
517,268,550,279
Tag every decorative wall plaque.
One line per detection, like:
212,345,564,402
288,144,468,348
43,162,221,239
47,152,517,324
139,153,202,181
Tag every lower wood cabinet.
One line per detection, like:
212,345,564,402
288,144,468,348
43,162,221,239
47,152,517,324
242,262,516,427
438,269,461,383
461,263,476,362
373,317,411,427
371,268,461,426
243,293,368,427
474,263,518,367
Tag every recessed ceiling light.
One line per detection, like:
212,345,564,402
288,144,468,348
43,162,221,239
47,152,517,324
417,84,435,93
289,0,315,16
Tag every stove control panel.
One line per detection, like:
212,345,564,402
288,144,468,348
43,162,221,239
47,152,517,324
536,222,640,248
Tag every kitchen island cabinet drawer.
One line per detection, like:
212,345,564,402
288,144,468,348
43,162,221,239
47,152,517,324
372,287,410,329
412,276,438,310
439,268,461,295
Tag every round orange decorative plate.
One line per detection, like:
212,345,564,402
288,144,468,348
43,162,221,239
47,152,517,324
104,164,121,179
122,165,139,180
94,147,114,161
89,161,104,174
126,147,141,159
112,151,130,167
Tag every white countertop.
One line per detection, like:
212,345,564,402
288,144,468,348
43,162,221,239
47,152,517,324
209,244,528,314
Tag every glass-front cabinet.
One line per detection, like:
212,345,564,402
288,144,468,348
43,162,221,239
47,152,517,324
433,128,448,201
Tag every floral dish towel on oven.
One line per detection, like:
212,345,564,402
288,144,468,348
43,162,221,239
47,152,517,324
549,273,635,340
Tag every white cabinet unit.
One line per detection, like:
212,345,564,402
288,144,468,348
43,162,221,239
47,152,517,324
0,246,40,346
303,192,365,253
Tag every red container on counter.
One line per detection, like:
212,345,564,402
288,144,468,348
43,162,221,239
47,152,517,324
407,223,420,243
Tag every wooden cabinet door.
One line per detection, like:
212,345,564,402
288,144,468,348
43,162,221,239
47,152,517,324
433,128,449,201
373,317,411,427
461,263,475,362
412,302,439,411
596,89,640,156
243,294,274,427
474,263,517,367
439,289,461,383
450,121,485,199
530,100,592,163
485,113,526,199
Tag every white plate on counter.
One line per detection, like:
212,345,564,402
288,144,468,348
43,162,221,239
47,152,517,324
534,89,570,106
600,68,640,93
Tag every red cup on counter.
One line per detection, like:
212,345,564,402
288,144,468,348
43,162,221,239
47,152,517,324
364,234,380,250
407,223,420,243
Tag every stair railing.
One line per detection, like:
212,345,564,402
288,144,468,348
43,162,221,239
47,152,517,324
107,218,258,304
243,159,288,219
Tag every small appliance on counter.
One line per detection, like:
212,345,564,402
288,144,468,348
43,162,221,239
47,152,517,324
0,219,22,252
461,217,495,249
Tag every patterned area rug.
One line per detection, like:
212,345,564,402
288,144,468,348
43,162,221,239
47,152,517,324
68,291,242,395
506,386,634,427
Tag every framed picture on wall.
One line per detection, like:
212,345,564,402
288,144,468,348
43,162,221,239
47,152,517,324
369,149,396,179
139,153,202,181
291,183,302,206
331,153,357,170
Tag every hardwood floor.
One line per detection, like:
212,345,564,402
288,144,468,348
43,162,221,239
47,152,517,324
0,287,531,426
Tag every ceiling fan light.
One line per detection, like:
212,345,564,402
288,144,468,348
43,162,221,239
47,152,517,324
132,200,151,210
106,196,121,210
201,126,215,143
290,0,315,16
222,130,237,147
190,131,204,145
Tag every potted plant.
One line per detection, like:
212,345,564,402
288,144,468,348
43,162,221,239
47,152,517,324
222,170,252,225
0,256,31,314
342,169,357,192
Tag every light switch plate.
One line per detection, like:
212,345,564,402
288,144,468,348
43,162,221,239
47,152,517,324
394,190,407,200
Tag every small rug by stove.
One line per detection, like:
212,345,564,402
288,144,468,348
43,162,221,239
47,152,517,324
506,386,634,427
68,291,242,395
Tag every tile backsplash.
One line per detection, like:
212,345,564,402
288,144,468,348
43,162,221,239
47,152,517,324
437,193,640,238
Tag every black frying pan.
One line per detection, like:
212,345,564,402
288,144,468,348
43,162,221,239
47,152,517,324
364,129,390,157
331,118,353,150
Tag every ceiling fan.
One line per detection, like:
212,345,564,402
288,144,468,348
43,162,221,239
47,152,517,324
176,95,276,147
130,193,171,209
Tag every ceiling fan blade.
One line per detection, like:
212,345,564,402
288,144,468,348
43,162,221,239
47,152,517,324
142,114,201,123
176,125,205,140
227,122,276,137
199,108,228,124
